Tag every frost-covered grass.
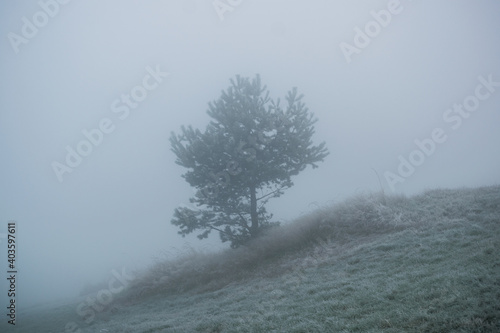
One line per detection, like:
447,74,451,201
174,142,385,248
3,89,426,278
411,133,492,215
13,185,500,332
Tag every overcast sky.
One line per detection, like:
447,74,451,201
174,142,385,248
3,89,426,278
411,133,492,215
0,0,499,308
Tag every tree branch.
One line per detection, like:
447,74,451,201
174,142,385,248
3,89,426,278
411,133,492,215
256,184,288,202
237,213,250,231
208,225,233,238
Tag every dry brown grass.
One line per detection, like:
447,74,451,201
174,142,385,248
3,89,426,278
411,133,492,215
121,190,422,302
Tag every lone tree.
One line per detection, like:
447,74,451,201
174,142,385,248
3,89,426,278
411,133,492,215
170,75,328,248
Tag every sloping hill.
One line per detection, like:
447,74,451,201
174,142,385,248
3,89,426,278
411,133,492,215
13,186,500,332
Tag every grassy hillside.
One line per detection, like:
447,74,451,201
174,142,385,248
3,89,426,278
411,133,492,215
12,186,500,332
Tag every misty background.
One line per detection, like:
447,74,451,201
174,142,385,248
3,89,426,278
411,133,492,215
0,0,499,309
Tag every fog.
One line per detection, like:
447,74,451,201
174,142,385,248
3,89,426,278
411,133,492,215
0,0,499,310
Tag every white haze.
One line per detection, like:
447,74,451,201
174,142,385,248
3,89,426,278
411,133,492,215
0,0,499,309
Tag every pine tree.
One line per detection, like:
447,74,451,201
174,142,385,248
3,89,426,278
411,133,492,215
170,74,329,248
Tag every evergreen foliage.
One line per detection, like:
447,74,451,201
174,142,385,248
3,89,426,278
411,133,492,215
170,75,328,247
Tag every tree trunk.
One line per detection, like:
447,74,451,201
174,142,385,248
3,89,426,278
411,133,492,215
250,185,259,238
